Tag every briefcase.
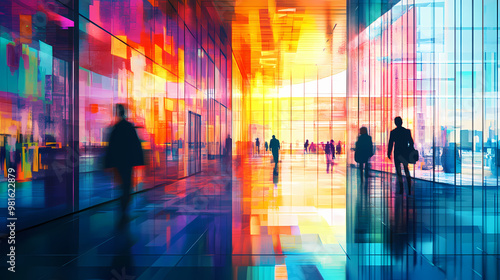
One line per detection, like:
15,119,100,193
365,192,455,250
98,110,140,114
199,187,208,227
407,147,419,164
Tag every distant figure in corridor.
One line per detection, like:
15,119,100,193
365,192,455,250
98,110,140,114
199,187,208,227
265,141,269,153
269,135,280,174
336,141,342,155
225,134,232,157
324,140,334,173
355,127,373,183
225,134,232,173
255,138,260,155
304,140,309,154
387,116,414,195
105,104,144,223
331,140,335,160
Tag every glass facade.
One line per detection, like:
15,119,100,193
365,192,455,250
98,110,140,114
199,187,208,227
347,0,500,275
0,0,232,229
239,68,347,155
347,0,500,185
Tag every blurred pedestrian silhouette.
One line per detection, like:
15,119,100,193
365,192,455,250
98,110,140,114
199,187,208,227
105,104,144,223
387,117,414,195
331,140,335,160
255,138,260,155
225,134,232,173
304,140,309,154
355,127,373,184
225,134,232,157
265,141,268,153
324,140,334,173
336,141,342,155
270,135,280,174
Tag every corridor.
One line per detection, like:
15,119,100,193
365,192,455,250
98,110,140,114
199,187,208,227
2,0,500,279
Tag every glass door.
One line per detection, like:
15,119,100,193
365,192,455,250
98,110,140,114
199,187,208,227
188,111,201,175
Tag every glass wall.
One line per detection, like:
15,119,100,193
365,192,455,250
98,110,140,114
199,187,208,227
348,0,499,186
347,0,500,268
0,0,233,230
236,68,347,156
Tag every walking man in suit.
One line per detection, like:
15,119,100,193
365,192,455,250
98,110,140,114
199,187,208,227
387,117,414,195
270,135,280,174
105,104,144,223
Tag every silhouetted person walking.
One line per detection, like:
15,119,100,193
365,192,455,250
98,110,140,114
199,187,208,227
225,134,232,157
331,140,335,160
387,117,414,195
265,141,268,153
355,127,373,183
255,138,260,155
105,104,144,223
270,135,280,174
225,134,232,173
304,140,309,154
336,141,342,155
324,140,334,173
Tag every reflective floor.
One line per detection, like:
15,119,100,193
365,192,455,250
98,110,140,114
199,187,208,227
1,155,500,279
232,153,347,280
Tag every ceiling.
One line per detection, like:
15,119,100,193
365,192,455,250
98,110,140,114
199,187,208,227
209,0,347,87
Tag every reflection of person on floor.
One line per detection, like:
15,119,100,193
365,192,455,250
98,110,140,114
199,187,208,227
111,222,135,277
355,127,373,184
255,138,260,155
387,117,414,195
105,104,144,223
388,194,411,259
270,135,280,174
354,177,371,243
273,170,279,190
324,140,334,173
